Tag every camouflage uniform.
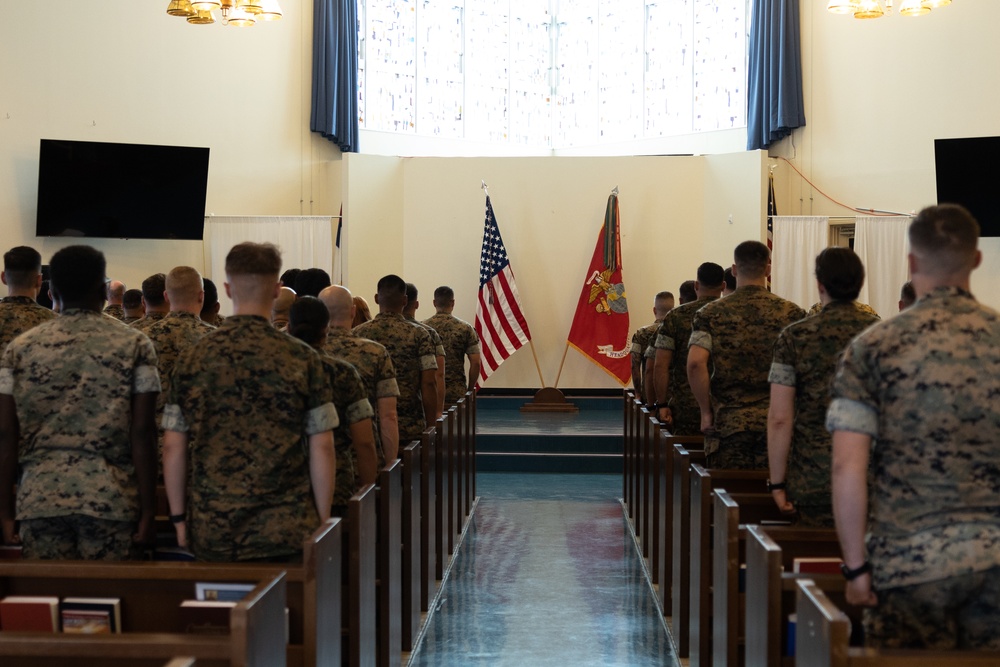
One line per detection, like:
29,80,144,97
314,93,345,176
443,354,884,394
103,303,125,321
0,309,161,560
324,328,399,465
424,312,480,405
0,295,56,354
654,296,717,436
630,321,660,401
122,315,141,325
203,313,225,327
690,285,805,468
354,313,437,445
163,315,338,562
143,311,215,467
827,286,1000,649
319,353,375,508
130,311,168,335
807,300,879,318
768,300,879,527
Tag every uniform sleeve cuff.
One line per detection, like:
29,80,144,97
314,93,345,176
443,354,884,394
689,330,712,352
133,365,162,394
306,402,339,434
376,379,400,398
162,404,189,433
826,397,879,438
0,368,13,395
655,334,675,351
768,362,796,387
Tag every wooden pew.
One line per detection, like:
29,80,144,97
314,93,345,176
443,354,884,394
0,572,287,667
744,524,843,667
637,409,654,560
345,484,378,667
0,522,342,667
795,579,1000,667
682,463,783,667
467,389,476,504
399,441,421,651
419,427,438,609
622,390,632,513
434,414,450,580
670,443,707,657
656,434,703,616
445,405,459,556
375,462,402,667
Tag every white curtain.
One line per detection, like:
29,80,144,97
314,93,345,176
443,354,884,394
203,216,335,316
854,216,911,319
771,216,830,309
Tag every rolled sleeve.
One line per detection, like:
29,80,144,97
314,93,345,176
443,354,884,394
768,362,796,387
377,378,400,398
644,345,656,360
419,354,438,372
0,368,12,396
630,340,643,355
162,403,189,433
466,342,481,355
345,398,375,425
305,402,339,435
826,397,879,438
689,330,712,352
133,365,162,394
655,333,676,352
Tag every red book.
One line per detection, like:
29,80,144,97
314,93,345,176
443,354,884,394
792,557,843,575
0,596,60,632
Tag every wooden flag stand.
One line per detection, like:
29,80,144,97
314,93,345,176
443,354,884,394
521,343,578,413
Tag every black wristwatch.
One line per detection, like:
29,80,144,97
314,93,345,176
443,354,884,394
840,561,872,581
766,479,786,492
169,513,186,524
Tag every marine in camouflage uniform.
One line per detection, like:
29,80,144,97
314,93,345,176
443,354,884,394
769,299,878,526
355,311,437,446
424,311,480,405
630,321,660,403
130,310,167,334
319,353,375,508
0,296,56,354
163,315,338,561
103,303,125,321
324,327,399,465
0,309,160,559
690,285,805,468
806,300,879,318
654,295,718,435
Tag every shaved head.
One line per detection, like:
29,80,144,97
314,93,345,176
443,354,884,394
166,266,204,312
319,284,355,328
272,286,297,324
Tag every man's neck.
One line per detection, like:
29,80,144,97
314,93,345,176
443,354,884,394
232,302,272,318
912,274,972,298
435,308,453,316
735,277,767,289
170,305,202,317
6,288,35,299
62,300,103,313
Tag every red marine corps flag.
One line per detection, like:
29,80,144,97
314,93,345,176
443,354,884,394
566,191,631,385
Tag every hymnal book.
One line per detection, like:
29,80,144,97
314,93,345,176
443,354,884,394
0,545,22,560
179,600,234,635
792,557,843,575
0,596,59,632
195,582,255,602
60,597,121,633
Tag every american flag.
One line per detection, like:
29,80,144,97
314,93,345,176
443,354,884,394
474,195,532,387
767,171,776,291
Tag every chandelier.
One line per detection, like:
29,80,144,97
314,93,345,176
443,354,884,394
166,0,283,27
827,0,952,19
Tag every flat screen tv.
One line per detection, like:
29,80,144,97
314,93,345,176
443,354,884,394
934,136,1000,237
36,139,210,240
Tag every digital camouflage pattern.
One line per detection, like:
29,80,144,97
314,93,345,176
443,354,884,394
690,285,805,464
319,352,375,507
769,299,879,526
354,312,437,444
144,311,216,461
130,311,167,335
654,295,717,436
807,300,879,319
0,309,160,523
324,327,399,464
122,316,141,325
827,286,1000,590
163,315,338,562
424,312,480,404
202,313,225,327
0,295,56,354
630,321,660,399
103,303,125,321
20,515,135,560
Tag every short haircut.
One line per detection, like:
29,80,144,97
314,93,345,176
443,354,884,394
909,204,980,275
723,267,736,292
107,280,126,300
37,280,53,309
50,245,106,304
696,262,725,287
225,242,282,277
3,246,42,289
123,288,144,310
202,278,220,309
405,282,418,304
352,295,372,326
814,247,865,301
294,268,332,298
376,274,407,308
166,266,203,303
733,240,770,279
141,273,167,307
434,286,455,302
288,295,329,346
679,281,697,303
280,268,301,290
900,281,916,307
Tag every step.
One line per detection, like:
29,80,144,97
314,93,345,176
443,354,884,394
476,451,622,474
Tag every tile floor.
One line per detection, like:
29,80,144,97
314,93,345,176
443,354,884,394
408,473,678,666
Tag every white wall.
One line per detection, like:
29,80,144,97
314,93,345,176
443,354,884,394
776,1,1000,309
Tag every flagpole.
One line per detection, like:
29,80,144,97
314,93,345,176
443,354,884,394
527,339,547,388
553,342,571,389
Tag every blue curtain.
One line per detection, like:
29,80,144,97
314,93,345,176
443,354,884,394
311,0,359,153
747,0,805,151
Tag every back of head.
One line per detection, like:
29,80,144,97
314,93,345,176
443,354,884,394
899,281,916,310
225,242,282,305
123,288,144,311
696,262,725,288
376,274,407,311
723,267,736,293
655,290,676,315
733,240,770,280
288,295,330,348
678,281,697,305
814,247,865,301
319,285,354,327
908,204,980,278
3,245,42,291
107,279,126,302
272,286,297,321
202,278,220,312
141,273,167,308
166,266,204,310
403,282,419,315
433,285,455,307
294,267,332,298
352,295,372,326
37,280,53,310
50,245,106,306
280,268,301,291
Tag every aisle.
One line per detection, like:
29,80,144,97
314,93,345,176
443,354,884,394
408,473,678,667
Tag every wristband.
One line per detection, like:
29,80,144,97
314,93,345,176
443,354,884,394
766,480,786,492
840,561,872,581
169,513,186,524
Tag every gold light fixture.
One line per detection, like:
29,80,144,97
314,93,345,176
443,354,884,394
167,0,282,26
826,0,954,19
